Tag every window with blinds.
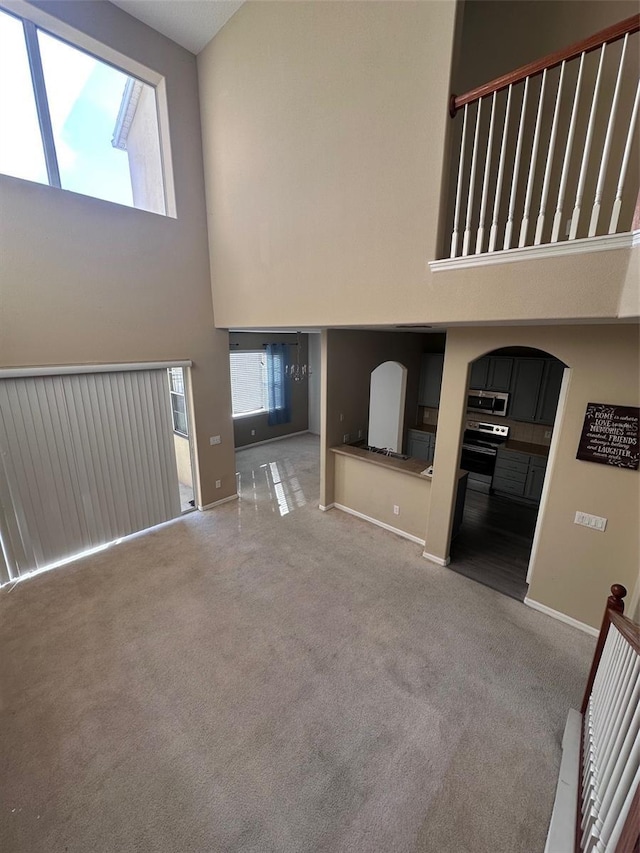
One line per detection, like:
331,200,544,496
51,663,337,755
229,351,268,417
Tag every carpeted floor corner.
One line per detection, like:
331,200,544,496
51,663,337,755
0,434,595,853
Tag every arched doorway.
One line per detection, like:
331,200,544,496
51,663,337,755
449,346,567,601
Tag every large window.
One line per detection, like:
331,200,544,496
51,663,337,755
230,351,268,417
0,6,167,214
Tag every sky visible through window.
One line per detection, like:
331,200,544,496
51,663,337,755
0,9,134,206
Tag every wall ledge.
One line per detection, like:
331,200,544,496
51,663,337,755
429,230,640,273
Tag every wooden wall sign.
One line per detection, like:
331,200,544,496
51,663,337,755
577,403,639,470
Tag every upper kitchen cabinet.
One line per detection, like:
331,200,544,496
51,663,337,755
509,358,565,424
509,359,546,421
469,357,513,392
418,353,444,408
535,360,565,425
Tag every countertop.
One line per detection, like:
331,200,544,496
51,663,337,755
503,440,550,458
410,424,550,458
407,424,437,435
331,444,468,481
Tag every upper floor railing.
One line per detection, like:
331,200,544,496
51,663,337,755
447,15,640,259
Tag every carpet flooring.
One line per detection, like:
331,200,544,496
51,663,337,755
0,434,595,853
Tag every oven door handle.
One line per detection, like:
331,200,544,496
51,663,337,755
462,445,497,456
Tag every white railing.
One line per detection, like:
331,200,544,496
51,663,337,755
448,16,640,259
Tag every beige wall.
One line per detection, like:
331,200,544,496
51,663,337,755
320,329,427,507
173,434,193,488
424,324,639,630
334,453,431,542
198,0,459,328
0,0,235,507
229,332,309,447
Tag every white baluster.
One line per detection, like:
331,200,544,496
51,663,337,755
519,70,547,247
535,62,566,245
504,77,530,250
489,85,513,252
476,92,497,254
552,52,586,242
603,761,640,853
450,104,469,258
463,99,483,257
609,78,640,234
589,35,629,237
570,44,607,240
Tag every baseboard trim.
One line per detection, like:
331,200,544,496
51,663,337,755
318,503,335,512
333,503,425,545
235,430,310,451
422,551,450,567
524,597,598,637
198,494,239,511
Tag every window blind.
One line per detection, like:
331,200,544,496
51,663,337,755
230,351,267,416
0,369,181,583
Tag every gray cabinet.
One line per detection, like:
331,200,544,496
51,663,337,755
493,447,547,504
418,353,444,408
407,429,435,464
509,358,564,424
536,360,564,424
469,357,513,391
509,359,545,421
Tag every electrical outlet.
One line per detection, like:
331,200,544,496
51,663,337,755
210,435,221,445
544,430,552,439
343,433,350,443
574,511,607,532
393,505,400,516
215,479,221,489
358,429,363,439
339,413,344,422
251,429,256,436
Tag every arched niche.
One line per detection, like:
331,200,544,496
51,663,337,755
368,361,408,453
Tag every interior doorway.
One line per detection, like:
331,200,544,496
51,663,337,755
449,346,567,601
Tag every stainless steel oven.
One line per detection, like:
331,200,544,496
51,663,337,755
461,421,509,493
467,390,509,417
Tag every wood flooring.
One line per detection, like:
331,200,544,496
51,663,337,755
449,490,538,601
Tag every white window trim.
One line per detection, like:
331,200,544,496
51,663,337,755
0,0,176,217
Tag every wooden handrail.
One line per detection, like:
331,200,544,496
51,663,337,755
580,583,627,715
451,14,640,116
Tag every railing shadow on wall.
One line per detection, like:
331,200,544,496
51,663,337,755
444,15,640,262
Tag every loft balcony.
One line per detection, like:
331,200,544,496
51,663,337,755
431,15,640,277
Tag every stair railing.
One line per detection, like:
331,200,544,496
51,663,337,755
448,15,640,259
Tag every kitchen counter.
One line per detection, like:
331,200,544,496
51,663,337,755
503,440,550,458
330,445,468,544
331,444,468,480
408,423,437,435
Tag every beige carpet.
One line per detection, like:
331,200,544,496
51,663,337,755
0,434,594,853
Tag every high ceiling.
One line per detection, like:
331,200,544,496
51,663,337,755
110,0,244,54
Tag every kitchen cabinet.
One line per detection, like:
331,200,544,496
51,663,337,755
407,429,435,464
469,357,513,392
509,358,564,424
509,359,546,421
493,447,547,504
535,360,564,424
418,354,444,408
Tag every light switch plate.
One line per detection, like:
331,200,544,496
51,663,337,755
210,435,221,445
574,511,607,532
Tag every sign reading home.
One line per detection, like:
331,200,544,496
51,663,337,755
577,403,639,470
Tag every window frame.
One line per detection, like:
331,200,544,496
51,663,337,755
168,367,188,437
0,0,176,216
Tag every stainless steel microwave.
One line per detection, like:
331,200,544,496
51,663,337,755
467,390,509,417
